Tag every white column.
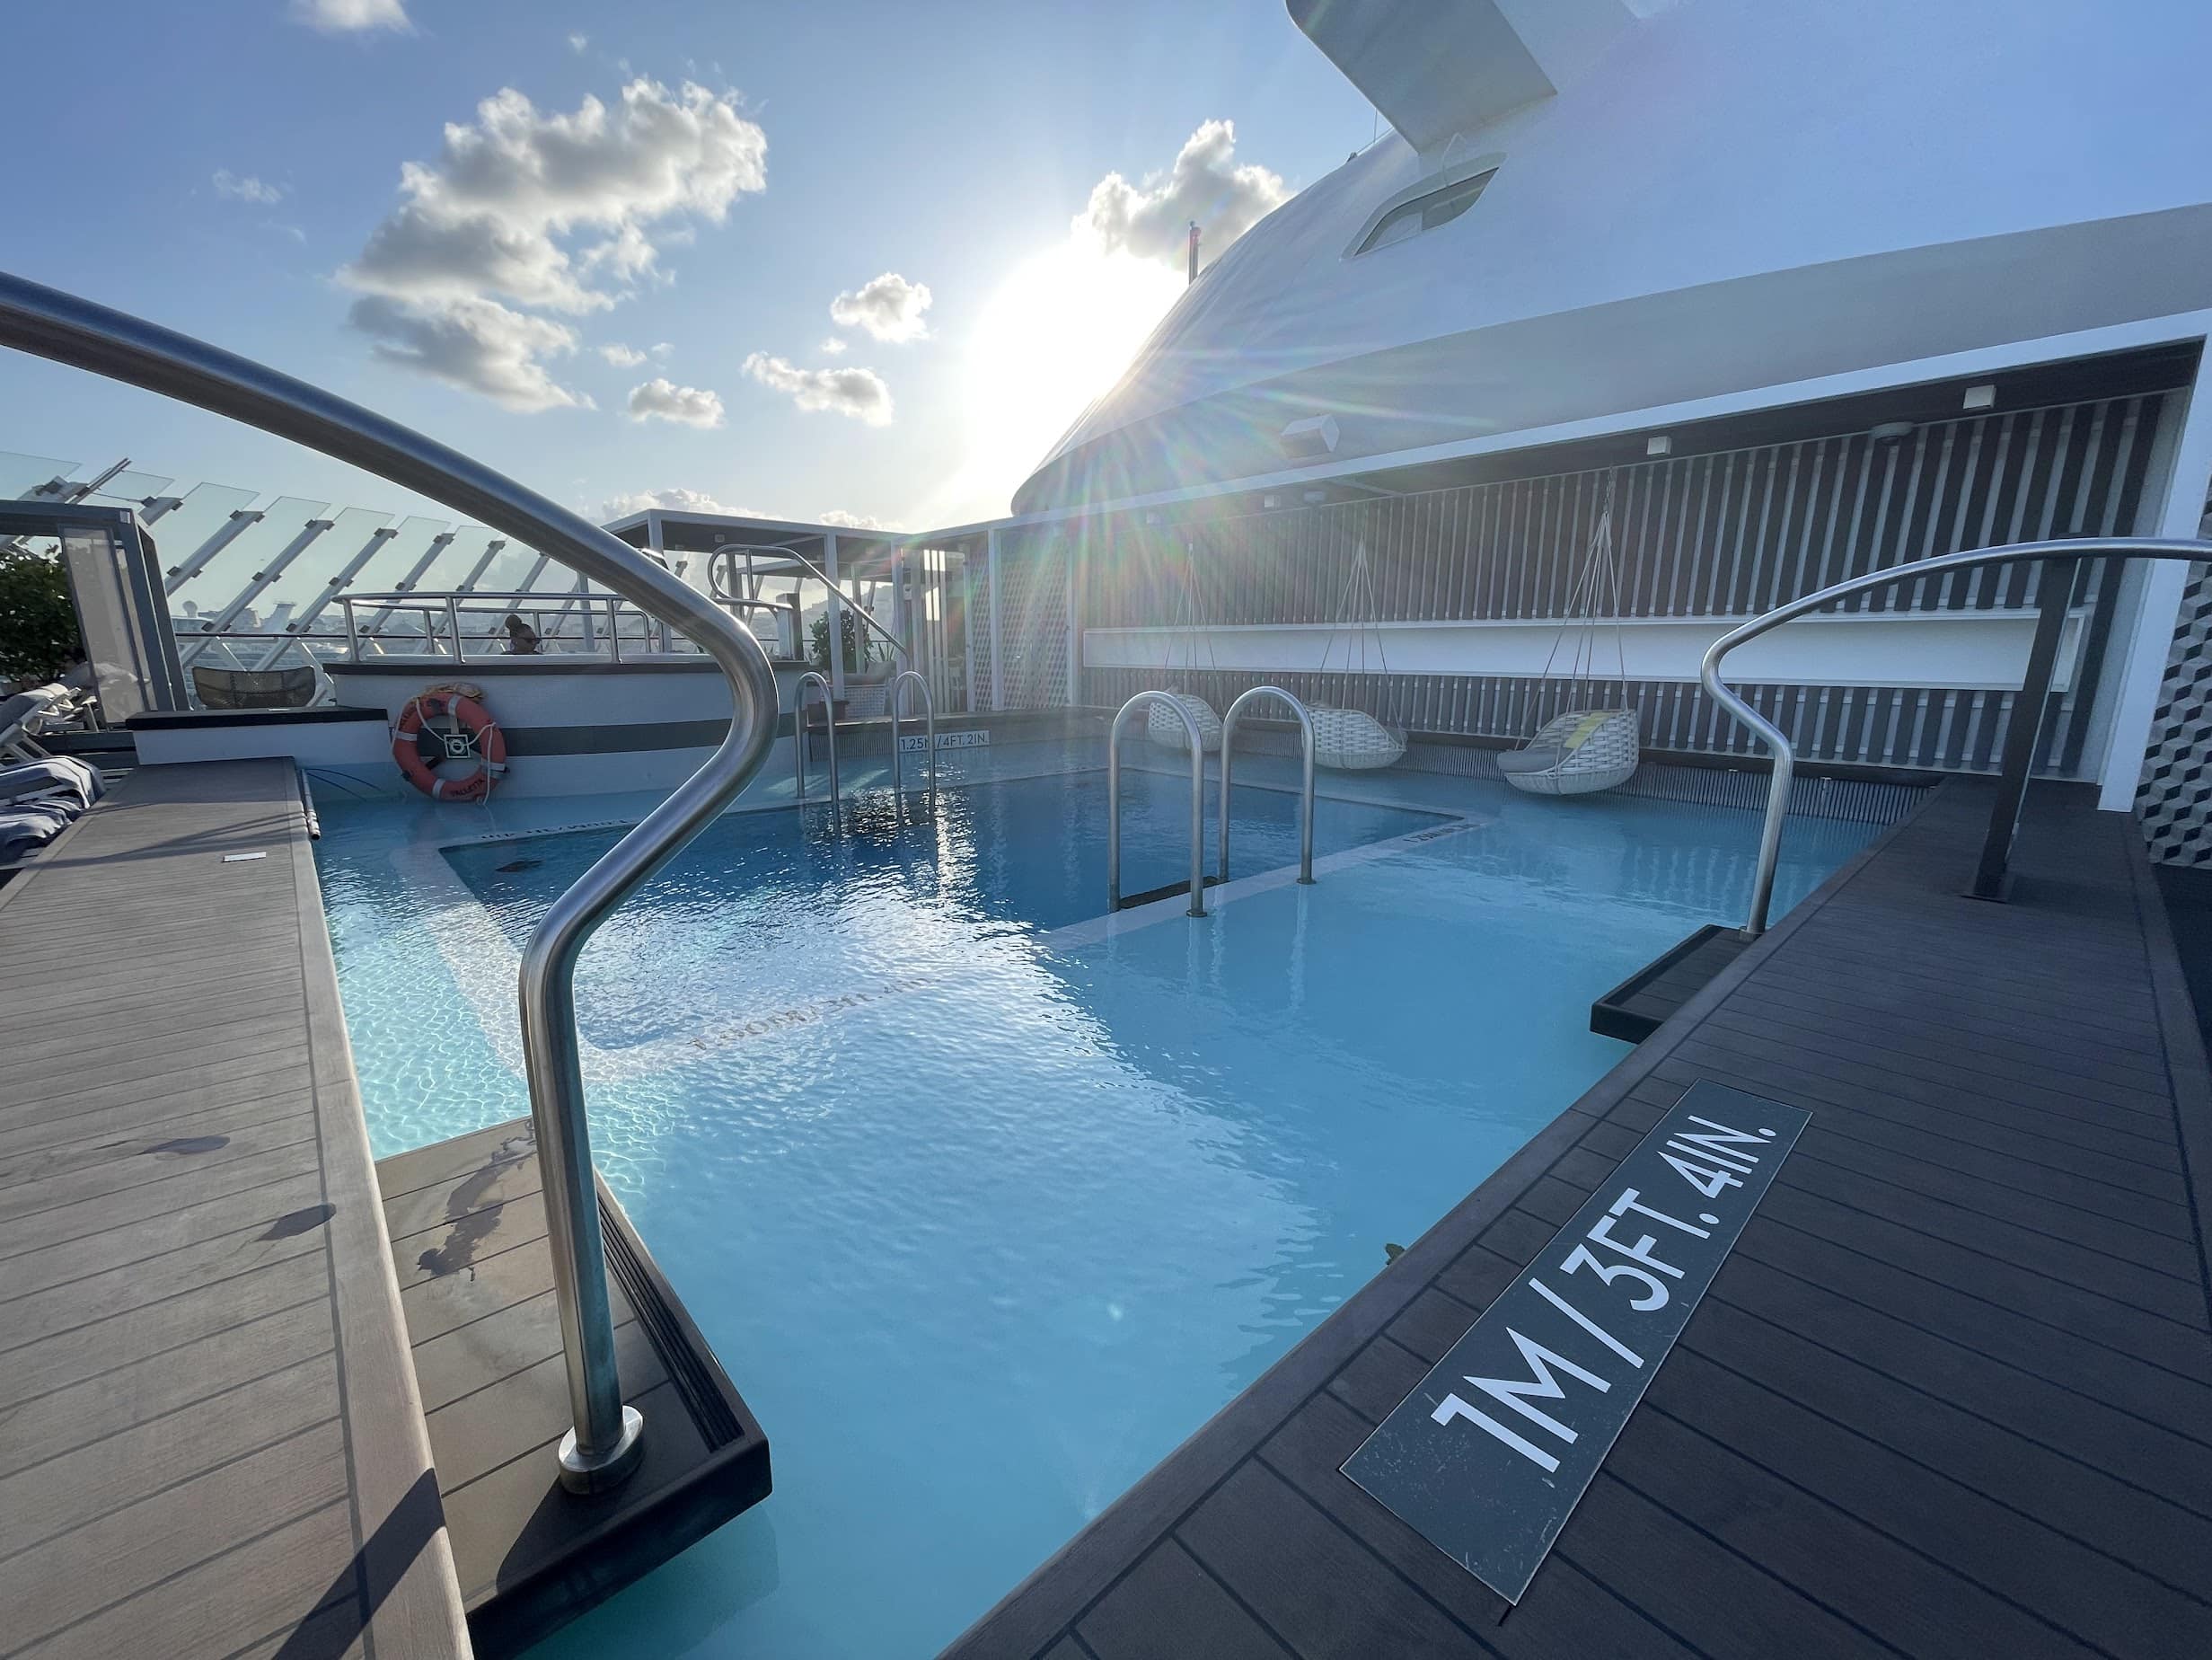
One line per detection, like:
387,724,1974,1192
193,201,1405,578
645,510,674,652
823,532,847,700
1064,533,1081,706
888,543,907,664
987,527,1004,711
2097,357,2212,810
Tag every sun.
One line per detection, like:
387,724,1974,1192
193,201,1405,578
938,241,1185,524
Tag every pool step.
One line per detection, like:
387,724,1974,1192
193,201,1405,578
1590,923,1750,1042
1113,871,1226,911
375,1119,771,1659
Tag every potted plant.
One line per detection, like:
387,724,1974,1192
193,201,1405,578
808,610,893,719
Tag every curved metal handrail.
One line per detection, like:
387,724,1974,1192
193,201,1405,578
1220,686,1317,887
708,543,911,664
889,668,936,799
793,669,840,809
0,269,784,1494
1704,535,2212,937
1107,691,1208,917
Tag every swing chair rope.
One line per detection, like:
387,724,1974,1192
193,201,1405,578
1525,474,1625,737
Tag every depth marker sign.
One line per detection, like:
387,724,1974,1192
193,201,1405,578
1343,1081,1809,1603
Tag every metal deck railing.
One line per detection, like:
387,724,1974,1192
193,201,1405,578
1705,534,2212,936
0,268,783,1494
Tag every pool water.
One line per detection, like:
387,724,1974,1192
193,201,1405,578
313,748,1879,1658
442,768,1441,1051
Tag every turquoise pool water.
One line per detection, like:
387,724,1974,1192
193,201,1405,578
313,744,1880,1658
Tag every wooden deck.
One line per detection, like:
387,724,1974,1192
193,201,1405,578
947,779,2212,1660
0,761,468,1660
375,1119,771,1659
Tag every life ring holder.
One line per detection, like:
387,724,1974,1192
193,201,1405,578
393,683,507,802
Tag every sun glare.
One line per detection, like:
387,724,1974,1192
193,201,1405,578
941,241,1185,523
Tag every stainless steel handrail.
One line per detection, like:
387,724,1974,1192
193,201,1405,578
1108,691,1208,916
709,543,911,664
1705,535,2212,937
0,269,782,1495
794,669,840,809
889,667,937,799
1219,686,1316,887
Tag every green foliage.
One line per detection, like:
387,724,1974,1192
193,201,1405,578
808,608,872,675
0,547,80,684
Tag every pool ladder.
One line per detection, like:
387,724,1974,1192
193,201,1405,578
793,667,936,826
1106,685,1316,915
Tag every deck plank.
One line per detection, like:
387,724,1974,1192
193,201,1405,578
0,761,468,1660
945,781,2212,1659
375,1125,772,1655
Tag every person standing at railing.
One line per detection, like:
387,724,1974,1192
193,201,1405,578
503,614,542,655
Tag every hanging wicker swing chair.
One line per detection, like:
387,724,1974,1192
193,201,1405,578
1498,479,1642,798
1309,543,1408,771
1147,538,1224,754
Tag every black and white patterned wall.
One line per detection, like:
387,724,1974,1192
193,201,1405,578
2137,545,2212,866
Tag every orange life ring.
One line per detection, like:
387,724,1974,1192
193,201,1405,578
393,688,507,802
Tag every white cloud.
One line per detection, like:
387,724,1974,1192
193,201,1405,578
291,0,410,31
819,336,846,355
816,508,890,530
650,340,674,358
568,31,588,53
344,79,765,314
580,222,658,284
600,486,745,519
340,76,766,407
214,170,283,205
626,375,726,428
742,353,892,426
597,342,648,366
348,294,592,411
828,272,931,344
1077,119,1288,269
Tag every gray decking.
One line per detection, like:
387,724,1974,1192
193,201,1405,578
0,761,468,1660
947,779,2212,1660
375,1118,771,1659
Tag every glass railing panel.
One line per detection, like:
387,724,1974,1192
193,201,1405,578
352,513,452,587
269,505,395,624
0,450,80,499
172,496,331,633
144,482,261,577
82,469,177,511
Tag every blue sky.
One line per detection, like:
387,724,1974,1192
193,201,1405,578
3,0,1373,536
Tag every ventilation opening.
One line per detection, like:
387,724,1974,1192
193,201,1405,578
1354,167,1496,255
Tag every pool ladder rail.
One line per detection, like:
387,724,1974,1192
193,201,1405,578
1107,685,1317,916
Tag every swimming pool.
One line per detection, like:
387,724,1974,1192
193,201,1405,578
313,742,1881,1657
